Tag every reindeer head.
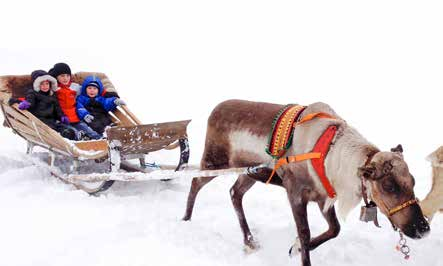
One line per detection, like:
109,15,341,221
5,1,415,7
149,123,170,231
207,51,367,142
358,145,430,239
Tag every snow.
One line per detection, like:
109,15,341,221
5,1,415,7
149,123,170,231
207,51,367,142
2,1,443,265
1,119,443,266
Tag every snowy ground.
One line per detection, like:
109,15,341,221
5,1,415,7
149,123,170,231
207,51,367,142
1,1,443,265
0,115,442,266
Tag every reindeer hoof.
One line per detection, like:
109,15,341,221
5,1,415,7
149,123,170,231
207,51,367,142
243,240,260,254
288,237,301,258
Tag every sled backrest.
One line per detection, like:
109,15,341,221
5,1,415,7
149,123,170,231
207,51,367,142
0,74,31,100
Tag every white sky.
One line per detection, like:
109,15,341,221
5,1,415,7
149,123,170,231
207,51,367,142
1,0,443,185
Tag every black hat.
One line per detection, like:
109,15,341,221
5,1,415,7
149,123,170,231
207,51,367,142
48,62,71,78
31,70,58,92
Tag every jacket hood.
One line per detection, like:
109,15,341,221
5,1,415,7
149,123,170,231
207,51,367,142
31,70,58,93
81,75,104,96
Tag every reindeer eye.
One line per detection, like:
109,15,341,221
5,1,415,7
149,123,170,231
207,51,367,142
382,179,399,193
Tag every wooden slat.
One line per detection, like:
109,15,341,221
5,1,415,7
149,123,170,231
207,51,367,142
106,120,190,155
2,103,76,156
11,127,44,145
163,140,180,150
6,114,71,151
120,141,177,154
16,130,68,153
121,106,142,125
0,91,10,103
7,117,43,139
2,103,32,126
2,104,61,140
74,140,108,152
112,108,135,126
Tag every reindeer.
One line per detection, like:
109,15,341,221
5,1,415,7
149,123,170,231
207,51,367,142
183,99,430,266
420,146,443,220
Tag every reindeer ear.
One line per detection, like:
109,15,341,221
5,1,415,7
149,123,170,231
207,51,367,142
391,144,403,153
358,166,376,179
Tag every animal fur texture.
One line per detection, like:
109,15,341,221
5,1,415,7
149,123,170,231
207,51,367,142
420,146,443,220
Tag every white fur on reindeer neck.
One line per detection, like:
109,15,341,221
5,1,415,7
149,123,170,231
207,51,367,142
325,124,378,220
287,102,379,220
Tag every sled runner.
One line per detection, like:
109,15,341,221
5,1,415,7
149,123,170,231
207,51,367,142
0,72,190,194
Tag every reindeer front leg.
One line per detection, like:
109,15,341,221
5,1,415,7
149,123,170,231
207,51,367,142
287,191,311,266
308,203,340,250
289,200,341,258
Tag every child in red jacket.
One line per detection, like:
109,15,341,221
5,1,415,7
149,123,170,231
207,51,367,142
49,63,101,139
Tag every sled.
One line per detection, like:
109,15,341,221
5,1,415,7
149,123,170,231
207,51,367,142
0,72,191,194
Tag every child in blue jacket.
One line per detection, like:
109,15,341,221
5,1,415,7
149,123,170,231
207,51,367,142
76,76,125,137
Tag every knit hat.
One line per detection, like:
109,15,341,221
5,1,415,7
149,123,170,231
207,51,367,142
48,62,72,78
31,70,58,93
86,81,100,90
81,75,104,96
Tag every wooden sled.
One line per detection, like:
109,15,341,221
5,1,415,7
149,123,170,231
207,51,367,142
0,72,190,194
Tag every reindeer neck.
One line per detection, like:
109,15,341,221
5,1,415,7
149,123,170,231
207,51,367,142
334,125,378,166
324,125,379,219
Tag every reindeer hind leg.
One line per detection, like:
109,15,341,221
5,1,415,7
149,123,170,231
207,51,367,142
230,174,258,252
182,176,217,221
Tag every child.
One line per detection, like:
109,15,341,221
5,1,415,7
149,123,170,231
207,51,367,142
76,75,125,136
49,62,101,139
9,70,77,140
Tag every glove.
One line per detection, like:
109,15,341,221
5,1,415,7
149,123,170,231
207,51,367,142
18,100,31,110
60,116,70,125
84,114,95,123
114,98,126,106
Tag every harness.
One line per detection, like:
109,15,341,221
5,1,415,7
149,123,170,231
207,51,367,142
265,104,420,261
360,152,419,219
359,152,419,260
265,104,337,198
266,104,421,211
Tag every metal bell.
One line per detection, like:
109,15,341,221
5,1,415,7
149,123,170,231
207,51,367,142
360,205,378,222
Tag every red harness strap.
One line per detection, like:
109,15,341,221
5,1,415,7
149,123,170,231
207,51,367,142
266,125,338,199
310,125,338,198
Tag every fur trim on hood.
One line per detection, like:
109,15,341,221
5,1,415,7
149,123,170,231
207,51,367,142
31,70,58,93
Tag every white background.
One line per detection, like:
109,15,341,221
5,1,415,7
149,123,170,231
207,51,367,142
0,1,442,266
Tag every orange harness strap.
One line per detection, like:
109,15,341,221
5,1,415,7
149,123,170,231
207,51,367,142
266,111,338,199
266,153,322,184
296,112,335,125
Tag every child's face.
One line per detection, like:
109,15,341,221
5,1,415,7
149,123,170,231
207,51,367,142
57,74,71,85
86,86,99,97
40,80,51,92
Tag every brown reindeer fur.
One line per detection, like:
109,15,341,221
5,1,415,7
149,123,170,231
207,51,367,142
184,99,429,266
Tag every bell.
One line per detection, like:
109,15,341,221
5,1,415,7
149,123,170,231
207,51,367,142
360,204,378,222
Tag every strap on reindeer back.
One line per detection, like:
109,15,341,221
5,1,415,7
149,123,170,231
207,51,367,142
265,106,338,198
